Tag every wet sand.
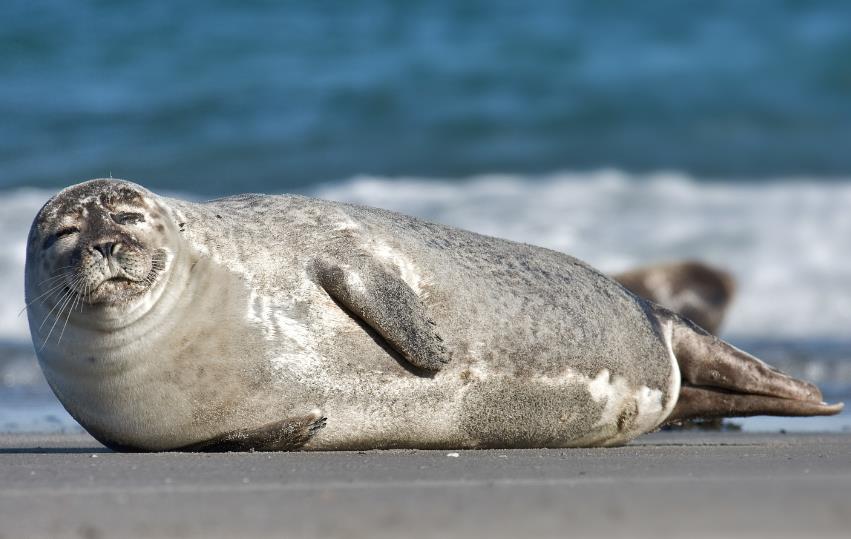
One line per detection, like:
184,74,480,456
1,431,849,538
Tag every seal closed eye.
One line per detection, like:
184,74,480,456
24,178,843,452
112,212,145,225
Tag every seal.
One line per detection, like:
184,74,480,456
613,261,736,335
24,179,843,451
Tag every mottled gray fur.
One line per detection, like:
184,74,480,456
163,190,674,448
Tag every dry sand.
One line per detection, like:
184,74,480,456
1,431,849,538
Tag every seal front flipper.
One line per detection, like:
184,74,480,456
310,253,449,372
175,411,327,452
658,309,844,422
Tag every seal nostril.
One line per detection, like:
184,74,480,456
92,242,115,258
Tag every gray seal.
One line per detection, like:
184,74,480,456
613,260,736,335
24,179,842,451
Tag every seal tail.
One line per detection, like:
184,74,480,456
662,312,844,423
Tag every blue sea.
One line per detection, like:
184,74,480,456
1,0,850,433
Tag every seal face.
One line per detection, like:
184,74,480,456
24,179,842,452
31,182,167,309
26,180,174,345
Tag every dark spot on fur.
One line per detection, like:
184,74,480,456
155,224,165,233
460,369,472,383
216,214,222,219
617,400,638,432
98,187,143,210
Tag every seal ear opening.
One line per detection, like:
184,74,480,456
663,314,844,422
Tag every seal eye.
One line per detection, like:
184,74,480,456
113,212,145,225
43,227,79,249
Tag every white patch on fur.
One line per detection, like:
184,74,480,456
333,216,361,232
660,319,682,423
244,286,323,381
465,362,490,381
370,240,425,296
631,385,666,433
587,369,634,425
467,340,488,362
526,364,670,446
588,368,666,445
345,270,367,295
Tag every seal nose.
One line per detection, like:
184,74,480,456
92,242,121,258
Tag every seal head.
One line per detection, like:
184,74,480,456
26,179,175,340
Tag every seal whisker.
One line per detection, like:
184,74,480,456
80,282,90,312
44,271,79,291
36,272,74,287
37,272,86,330
26,268,77,298
56,283,83,346
40,284,80,349
37,287,75,331
38,264,78,278
18,278,75,316
32,266,82,291
46,263,78,270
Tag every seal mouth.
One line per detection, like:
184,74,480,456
80,276,150,305
74,249,167,305
101,276,134,286
93,275,139,290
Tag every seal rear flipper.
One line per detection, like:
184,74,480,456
670,386,844,422
659,310,844,422
310,254,449,372
174,411,327,452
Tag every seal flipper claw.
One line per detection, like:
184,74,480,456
659,308,843,422
311,254,449,372
175,411,327,452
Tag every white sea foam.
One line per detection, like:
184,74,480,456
0,188,57,343
2,171,850,342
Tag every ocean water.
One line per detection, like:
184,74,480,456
1,1,850,433
2,0,851,192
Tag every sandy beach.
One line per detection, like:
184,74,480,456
1,431,849,538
